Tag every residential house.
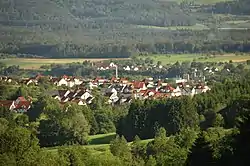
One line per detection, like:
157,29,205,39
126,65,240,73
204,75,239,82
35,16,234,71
93,77,108,85
133,81,147,92
105,88,119,104
123,66,131,71
75,90,92,100
0,97,32,113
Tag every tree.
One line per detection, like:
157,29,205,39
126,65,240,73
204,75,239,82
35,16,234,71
38,98,90,146
110,135,132,165
247,60,250,65
147,127,188,166
212,114,225,127
131,135,146,166
0,125,40,165
146,155,157,166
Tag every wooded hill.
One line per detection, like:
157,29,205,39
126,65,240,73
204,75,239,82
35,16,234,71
0,0,250,58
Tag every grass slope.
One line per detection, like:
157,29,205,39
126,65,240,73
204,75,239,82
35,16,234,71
45,133,154,154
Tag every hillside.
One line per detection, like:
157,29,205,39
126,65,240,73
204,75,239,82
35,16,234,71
0,0,249,58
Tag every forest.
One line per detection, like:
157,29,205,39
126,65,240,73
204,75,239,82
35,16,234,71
0,0,250,58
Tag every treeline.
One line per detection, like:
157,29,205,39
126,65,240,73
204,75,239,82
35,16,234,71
2,35,250,58
210,0,250,15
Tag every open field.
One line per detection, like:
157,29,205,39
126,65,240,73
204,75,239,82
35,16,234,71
45,133,154,154
1,54,249,69
143,53,250,65
88,133,116,145
0,58,129,69
136,23,209,31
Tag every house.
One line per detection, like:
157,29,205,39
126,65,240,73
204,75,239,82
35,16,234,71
105,87,119,104
123,66,131,71
75,90,92,100
134,67,139,71
86,96,95,104
93,77,107,85
122,85,133,94
133,81,147,91
110,77,119,83
0,100,15,110
67,79,75,88
53,90,71,101
107,92,119,104
119,78,129,84
172,86,182,97
88,82,98,89
0,97,32,113
56,78,68,86
109,62,116,68
116,94,133,104
73,78,83,86
142,90,157,99
106,86,118,94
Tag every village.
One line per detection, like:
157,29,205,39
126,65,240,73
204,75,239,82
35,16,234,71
0,68,211,113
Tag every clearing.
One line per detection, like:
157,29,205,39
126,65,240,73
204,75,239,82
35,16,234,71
45,133,154,154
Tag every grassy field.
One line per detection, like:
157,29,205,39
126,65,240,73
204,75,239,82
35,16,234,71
143,53,250,65
88,133,116,145
45,133,154,154
0,58,129,69
136,24,209,31
1,54,249,69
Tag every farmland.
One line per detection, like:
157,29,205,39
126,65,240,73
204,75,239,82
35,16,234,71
0,58,129,69
1,54,250,69
142,53,250,65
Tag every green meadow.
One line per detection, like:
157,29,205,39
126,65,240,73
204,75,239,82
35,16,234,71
142,53,250,65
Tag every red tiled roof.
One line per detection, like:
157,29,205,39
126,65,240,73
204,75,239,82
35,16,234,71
0,100,14,108
17,96,27,101
110,77,118,83
133,81,145,89
14,101,31,110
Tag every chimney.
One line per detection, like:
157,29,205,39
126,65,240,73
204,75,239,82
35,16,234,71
115,65,118,79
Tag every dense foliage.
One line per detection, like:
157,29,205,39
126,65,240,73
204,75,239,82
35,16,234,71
0,0,250,58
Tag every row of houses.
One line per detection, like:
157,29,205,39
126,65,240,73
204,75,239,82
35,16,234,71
103,79,210,105
96,62,163,71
